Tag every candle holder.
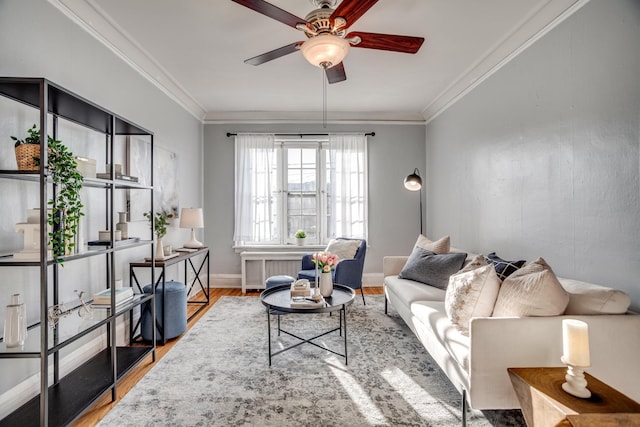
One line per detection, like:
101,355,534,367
561,356,591,398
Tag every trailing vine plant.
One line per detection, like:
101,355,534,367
47,135,84,262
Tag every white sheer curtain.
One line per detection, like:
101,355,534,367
327,133,368,240
233,133,277,244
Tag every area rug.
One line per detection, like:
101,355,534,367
98,296,525,426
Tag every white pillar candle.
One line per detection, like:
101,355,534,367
562,319,590,367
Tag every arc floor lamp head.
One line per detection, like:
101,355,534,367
404,168,423,234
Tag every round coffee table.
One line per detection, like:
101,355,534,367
260,283,355,366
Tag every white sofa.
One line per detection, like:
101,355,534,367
383,255,640,411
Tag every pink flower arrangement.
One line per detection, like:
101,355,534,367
312,251,340,273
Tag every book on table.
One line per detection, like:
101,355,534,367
290,295,325,308
92,287,134,306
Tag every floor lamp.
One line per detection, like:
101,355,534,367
404,168,423,234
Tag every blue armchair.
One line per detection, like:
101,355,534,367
297,238,367,304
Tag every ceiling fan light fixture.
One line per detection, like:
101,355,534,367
300,34,350,68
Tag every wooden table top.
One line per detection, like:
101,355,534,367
508,367,640,415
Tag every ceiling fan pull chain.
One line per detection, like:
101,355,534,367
322,67,327,128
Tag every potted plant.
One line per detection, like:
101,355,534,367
47,135,84,262
295,229,307,246
11,124,41,170
144,209,175,258
12,125,84,261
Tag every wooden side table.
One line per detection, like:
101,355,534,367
508,367,640,427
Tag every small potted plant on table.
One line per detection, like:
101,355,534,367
145,210,175,259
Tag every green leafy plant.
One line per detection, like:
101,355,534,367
144,210,175,239
295,229,307,239
47,135,84,262
11,123,40,147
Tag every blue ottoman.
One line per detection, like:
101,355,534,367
265,275,295,289
141,280,187,341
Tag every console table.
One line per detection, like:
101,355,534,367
508,367,640,426
130,247,210,344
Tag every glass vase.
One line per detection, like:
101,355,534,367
4,294,27,348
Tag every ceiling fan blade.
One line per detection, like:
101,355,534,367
347,31,425,54
330,0,378,28
245,42,302,66
325,62,347,84
231,0,308,29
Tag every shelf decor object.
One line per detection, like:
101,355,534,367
3,294,27,348
11,123,40,171
179,207,204,248
116,211,129,239
561,319,591,398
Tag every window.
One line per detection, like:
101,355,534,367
234,133,368,246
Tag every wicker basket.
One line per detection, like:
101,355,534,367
14,144,40,171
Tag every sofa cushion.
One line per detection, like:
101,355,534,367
384,275,447,305
560,278,631,314
445,264,501,336
492,257,569,317
325,238,361,260
485,252,526,281
411,301,470,372
415,234,450,254
398,247,467,289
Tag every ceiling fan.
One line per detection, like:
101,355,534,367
231,0,425,84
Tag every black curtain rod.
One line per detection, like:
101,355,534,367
226,132,375,137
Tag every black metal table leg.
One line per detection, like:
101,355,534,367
267,308,272,366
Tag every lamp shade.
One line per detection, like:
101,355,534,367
404,168,422,191
300,34,350,68
179,208,204,229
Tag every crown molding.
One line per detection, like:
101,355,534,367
422,0,590,124
204,110,426,125
49,0,207,122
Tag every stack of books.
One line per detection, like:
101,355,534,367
290,294,325,308
290,279,310,297
92,287,134,306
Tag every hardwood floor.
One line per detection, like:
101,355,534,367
73,286,384,426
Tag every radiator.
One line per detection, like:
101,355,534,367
240,251,305,293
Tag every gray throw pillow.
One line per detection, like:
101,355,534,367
398,247,467,289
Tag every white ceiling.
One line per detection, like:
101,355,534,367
52,0,585,123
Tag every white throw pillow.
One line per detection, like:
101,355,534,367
325,239,361,260
445,264,500,336
560,278,631,314
415,234,450,254
492,257,569,317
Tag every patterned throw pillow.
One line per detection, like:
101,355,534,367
485,252,526,281
445,264,501,336
414,234,450,254
492,257,569,317
398,247,467,290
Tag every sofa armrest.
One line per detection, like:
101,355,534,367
383,256,409,277
468,314,640,409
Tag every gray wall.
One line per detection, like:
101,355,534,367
204,123,426,277
426,0,640,309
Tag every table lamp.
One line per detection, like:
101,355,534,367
179,207,204,248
